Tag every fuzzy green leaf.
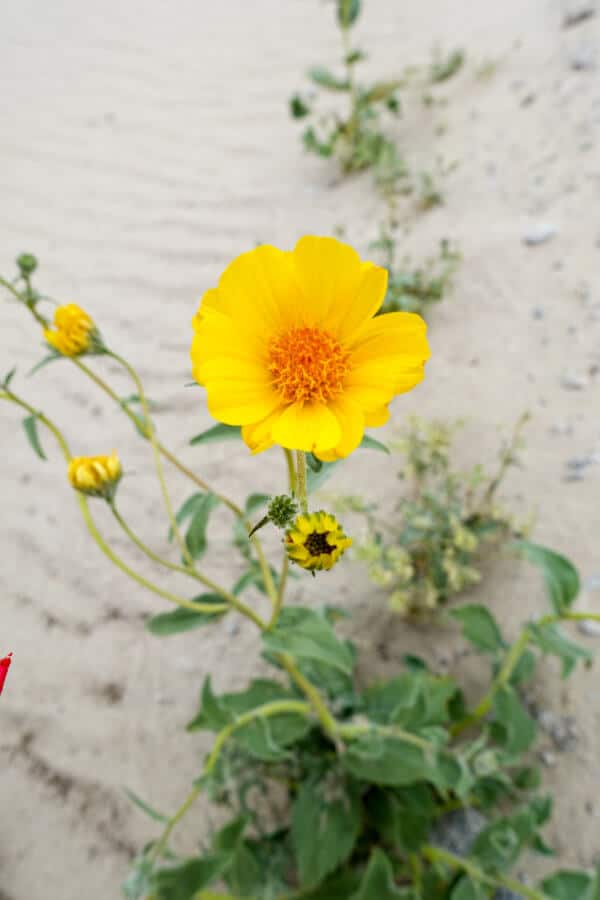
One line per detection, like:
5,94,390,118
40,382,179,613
471,798,552,874
540,871,594,900
360,434,390,454
450,605,505,653
529,622,593,678
170,492,220,560
515,540,580,614
22,414,46,460
263,607,354,675
350,849,412,899
367,784,435,852
450,877,489,900
146,596,227,635
342,732,445,788
292,779,361,887
152,856,227,900
189,423,242,446
491,685,537,754
338,0,361,28
308,66,351,91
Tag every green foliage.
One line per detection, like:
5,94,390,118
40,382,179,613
22,413,46,460
370,233,461,316
170,491,220,561
262,607,355,676
354,416,530,619
146,596,228,635
449,605,505,654
189,423,242,446
430,49,465,84
515,540,580,615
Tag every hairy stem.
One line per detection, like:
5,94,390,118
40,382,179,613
295,450,308,513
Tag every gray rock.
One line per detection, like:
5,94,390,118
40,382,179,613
523,223,558,246
577,618,600,636
532,306,545,319
563,2,596,28
429,808,487,856
536,709,578,750
540,749,557,767
494,889,525,900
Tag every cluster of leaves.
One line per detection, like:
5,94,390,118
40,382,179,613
369,231,461,316
125,546,597,900
352,416,530,619
289,0,408,197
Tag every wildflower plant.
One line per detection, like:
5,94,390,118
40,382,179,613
1,246,599,900
353,415,531,618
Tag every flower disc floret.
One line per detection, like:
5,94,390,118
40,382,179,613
68,451,122,500
44,303,98,357
285,511,352,571
190,236,430,460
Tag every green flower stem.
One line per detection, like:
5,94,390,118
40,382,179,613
150,698,312,863
0,390,226,616
295,450,308,513
284,448,297,496
278,654,338,740
422,845,547,900
337,720,434,752
452,610,600,737
69,354,279,608
267,556,288,630
107,350,195,572
0,276,48,327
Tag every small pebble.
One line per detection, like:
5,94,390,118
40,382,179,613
523,224,558,246
540,750,557,767
430,808,487,856
532,306,545,319
560,372,589,390
570,45,597,70
577,618,600,637
495,888,525,900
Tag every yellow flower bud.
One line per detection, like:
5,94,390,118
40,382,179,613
285,510,352,572
68,451,122,500
44,304,99,357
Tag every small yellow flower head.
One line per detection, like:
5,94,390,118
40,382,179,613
68,451,122,500
44,304,99,357
285,510,352,572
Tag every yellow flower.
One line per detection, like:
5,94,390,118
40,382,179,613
68,451,122,499
44,304,97,356
190,237,430,460
285,511,352,571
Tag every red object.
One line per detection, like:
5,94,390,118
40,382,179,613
0,653,13,695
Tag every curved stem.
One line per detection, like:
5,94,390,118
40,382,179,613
278,654,338,740
109,502,204,580
268,556,288,630
150,699,312,863
422,845,546,900
0,390,225,616
295,450,308,513
107,350,195,571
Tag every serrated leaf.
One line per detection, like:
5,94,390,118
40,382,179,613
145,596,227,635
350,849,411,899
450,605,505,653
152,855,227,900
123,787,169,823
367,784,435,853
528,622,593,678
540,871,593,900
360,434,390,454
515,540,580,614
292,778,361,887
364,671,459,730
22,414,46,460
308,66,350,91
263,607,354,675
471,799,551,874
491,685,537,754
189,423,242,446
342,732,432,787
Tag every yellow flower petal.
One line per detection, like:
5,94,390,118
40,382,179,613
293,236,363,327
271,402,341,454
327,263,388,342
315,395,365,461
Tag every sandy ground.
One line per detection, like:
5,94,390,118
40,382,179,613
1,0,600,897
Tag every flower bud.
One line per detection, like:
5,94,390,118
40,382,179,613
285,510,352,572
17,253,38,277
268,494,298,528
68,451,122,500
44,303,102,357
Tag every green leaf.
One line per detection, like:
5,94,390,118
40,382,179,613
2,366,17,387
540,871,593,900
290,94,311,118
189,423,242,446
292,778,361,888
245,493,270,515
350,849,411,899
364,671,459,731
338,0,361,28
300,870,362,900
28,352,61,377
367,784,435,853
263,607,354,676
491,685,537,754
360,434,390,454
363,81,403,105
529,622,593,678
123,787,169,823
152,856,227,900
342,732,433,787
449,605,505,653
145,596,227,636
471,798,551,874
515,540,580,614
450,876,489,900
187,677,311,761
509,647,537,686
308,66,350,91
22,414,46,460
171,492,220,561
307,458,342,492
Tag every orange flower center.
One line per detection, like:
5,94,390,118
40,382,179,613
268,327,349,404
